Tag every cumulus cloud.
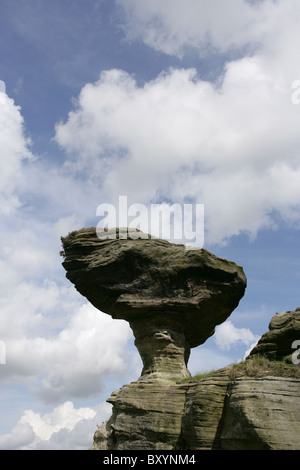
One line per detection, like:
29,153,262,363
119,0,300,69
36,304,137,403
0,221,138,444
19,401,96,441
0,83,142,449
0,81,141,399
1,296,138,402
2,0,300,450
214,321,259,352
0,422,36,450
0,89,34,214
55,54,300,244
188,320,259,374
118,0,266,58
0,400,111,450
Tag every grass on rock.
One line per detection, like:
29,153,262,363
180,356,300,383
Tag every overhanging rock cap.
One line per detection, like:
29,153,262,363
61,227,247,349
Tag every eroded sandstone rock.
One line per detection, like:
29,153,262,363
61,227,247,379
60,232,300,450
92,380,189,450
91,371,300,450
219,376,300,450
248,307,300,363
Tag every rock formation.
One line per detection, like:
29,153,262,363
90,372,299,450
248,307,300,363
89,309,300,451
61,227,247,380
61,228,300,450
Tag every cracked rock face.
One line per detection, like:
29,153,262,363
61,227,246,378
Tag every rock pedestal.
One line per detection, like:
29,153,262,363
131,319,191,379
61,230,300,450
61,227,250,450
61,227,247,380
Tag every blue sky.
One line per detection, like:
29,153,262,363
0,0,300,449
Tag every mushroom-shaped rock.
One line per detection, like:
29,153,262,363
61,227,247,379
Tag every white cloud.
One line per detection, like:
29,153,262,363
0,85,140,428
0,400,111,450
54,53,300,244
52,214,85,241
0,92,34,214
188,321,259,375
2,0,300,450
214,321,259,352
19,401,96,440
53,2,300,246
0,422,36,450
1,297,138,402
35,303,138,403
118,0,272,58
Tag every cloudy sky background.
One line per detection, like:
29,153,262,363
0,0,300,449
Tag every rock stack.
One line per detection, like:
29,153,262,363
61,229,300,450
61,227,247,380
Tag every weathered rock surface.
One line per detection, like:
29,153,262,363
61,227,246,379
219,376,300,450
61,228,300,450
90,305,300,451
91,372,300,450
248,307,300,363
92,380,189,450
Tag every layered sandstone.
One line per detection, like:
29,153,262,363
248,307,300,363
61,228,300,450
91,368,300,450
61,227,247,379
